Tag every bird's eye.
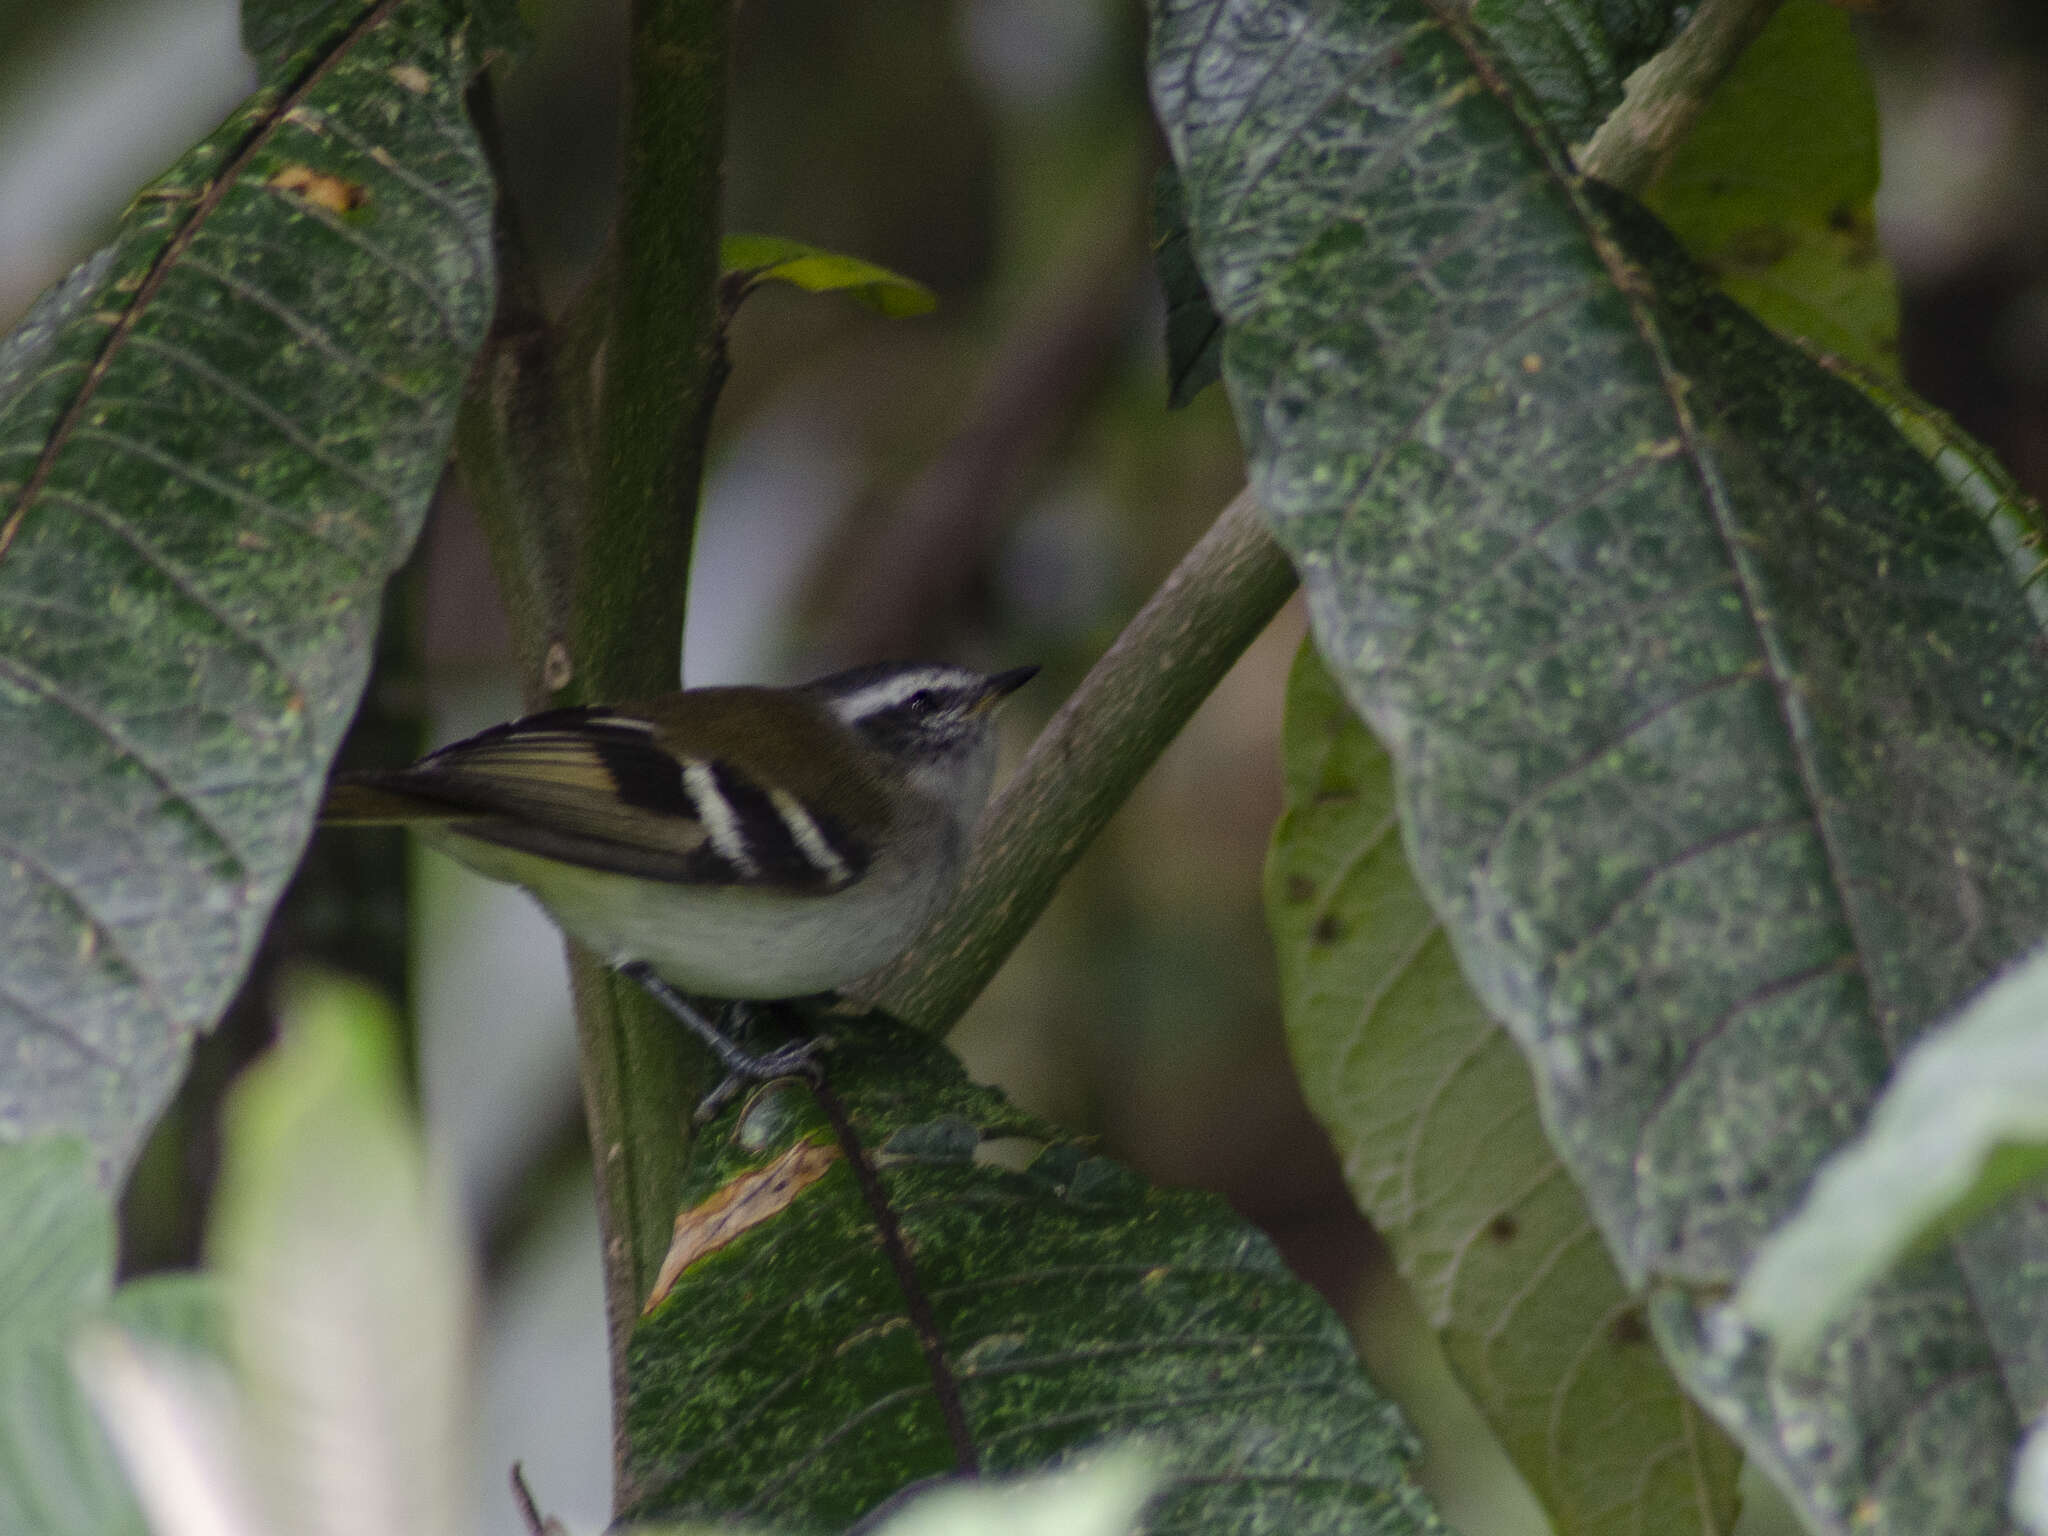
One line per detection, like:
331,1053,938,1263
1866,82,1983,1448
903,689,938,717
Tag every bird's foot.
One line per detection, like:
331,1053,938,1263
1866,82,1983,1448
616,963,828,1120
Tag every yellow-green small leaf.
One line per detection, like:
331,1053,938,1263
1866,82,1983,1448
721,234,936,317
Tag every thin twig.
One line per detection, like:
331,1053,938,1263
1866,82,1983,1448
454,73,579,710
860,487,1297,1031
1579,0,1784,194
859,2,1778,1033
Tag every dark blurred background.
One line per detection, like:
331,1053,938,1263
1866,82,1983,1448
2,1,2041,1530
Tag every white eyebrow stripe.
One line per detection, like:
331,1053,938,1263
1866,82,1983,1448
770,787,853,885
829,669,960,720
683,760,757,877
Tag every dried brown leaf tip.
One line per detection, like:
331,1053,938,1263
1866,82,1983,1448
644,1138,841,1313
267,164,368,215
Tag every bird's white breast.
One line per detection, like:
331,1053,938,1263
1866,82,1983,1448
421,824,955,998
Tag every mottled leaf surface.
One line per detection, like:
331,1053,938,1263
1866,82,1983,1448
1152,1,2048,1531
1822,353,2048,632
1470,0,1685,145
1737,945,2048,1355
1151,168,1223,407
1268,642,1740,1536
623,1016,1443,1536
1642,0,1899,376
0,0,495,1175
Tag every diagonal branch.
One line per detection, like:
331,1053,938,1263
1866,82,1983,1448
859,0,1784,1035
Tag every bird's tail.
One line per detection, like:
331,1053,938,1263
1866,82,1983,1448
320,775,473,826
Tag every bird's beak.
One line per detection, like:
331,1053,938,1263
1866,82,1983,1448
973,664,1040,714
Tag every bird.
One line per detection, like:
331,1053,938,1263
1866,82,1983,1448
322,660,1037,1093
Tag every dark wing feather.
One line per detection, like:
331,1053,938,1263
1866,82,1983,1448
332,704,870,891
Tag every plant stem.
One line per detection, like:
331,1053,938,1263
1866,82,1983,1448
575,0,729,704
452,6,734,1487
454,78,578,710
571,0,733,1468
1579,0,1784,194
860,488,1297,1030
864,1,1783,1034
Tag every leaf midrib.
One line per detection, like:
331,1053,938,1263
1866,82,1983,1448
1428,0,2022,1429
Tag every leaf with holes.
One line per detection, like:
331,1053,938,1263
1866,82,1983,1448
0,0,495,1176
1153,1,2048,1531
620,1015,1445,1535
1268,642,1741,1536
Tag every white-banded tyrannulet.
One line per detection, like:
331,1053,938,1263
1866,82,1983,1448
323,660,1037,1090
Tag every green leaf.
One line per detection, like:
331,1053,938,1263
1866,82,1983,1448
1150,169,1223,407
2018,1419,2048,1536
1153,2,2048,1531
1736,946,2048,1355
720,235,937,317
210,970,469,1536
1815,352,2048,632
0,1136,109,1327
1471,0,1687,145
1269,641,1741,1536
622,1015,1445,1535
0,1136,141,1536
0,0,495,1177
1643,0,1899,376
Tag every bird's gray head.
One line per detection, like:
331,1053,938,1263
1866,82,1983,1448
809,661,1038,815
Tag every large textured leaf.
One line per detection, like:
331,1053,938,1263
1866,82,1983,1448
1152,2,2048,1532
0,0,495,1176
622,1015,1443,1535
1642,0,1899,376
1268,642,1740,1536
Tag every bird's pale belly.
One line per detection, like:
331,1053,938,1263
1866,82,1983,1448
424,828,945,998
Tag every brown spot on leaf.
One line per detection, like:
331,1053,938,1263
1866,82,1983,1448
644,1138,839,1312
1486,1213,1517,1243
1311,914,1345,946
268,164,368,215
1722,224,1796,271
1282,873,1315,904
1609,1304,1649,1346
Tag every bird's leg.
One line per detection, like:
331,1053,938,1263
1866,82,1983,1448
616,963,826,1120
